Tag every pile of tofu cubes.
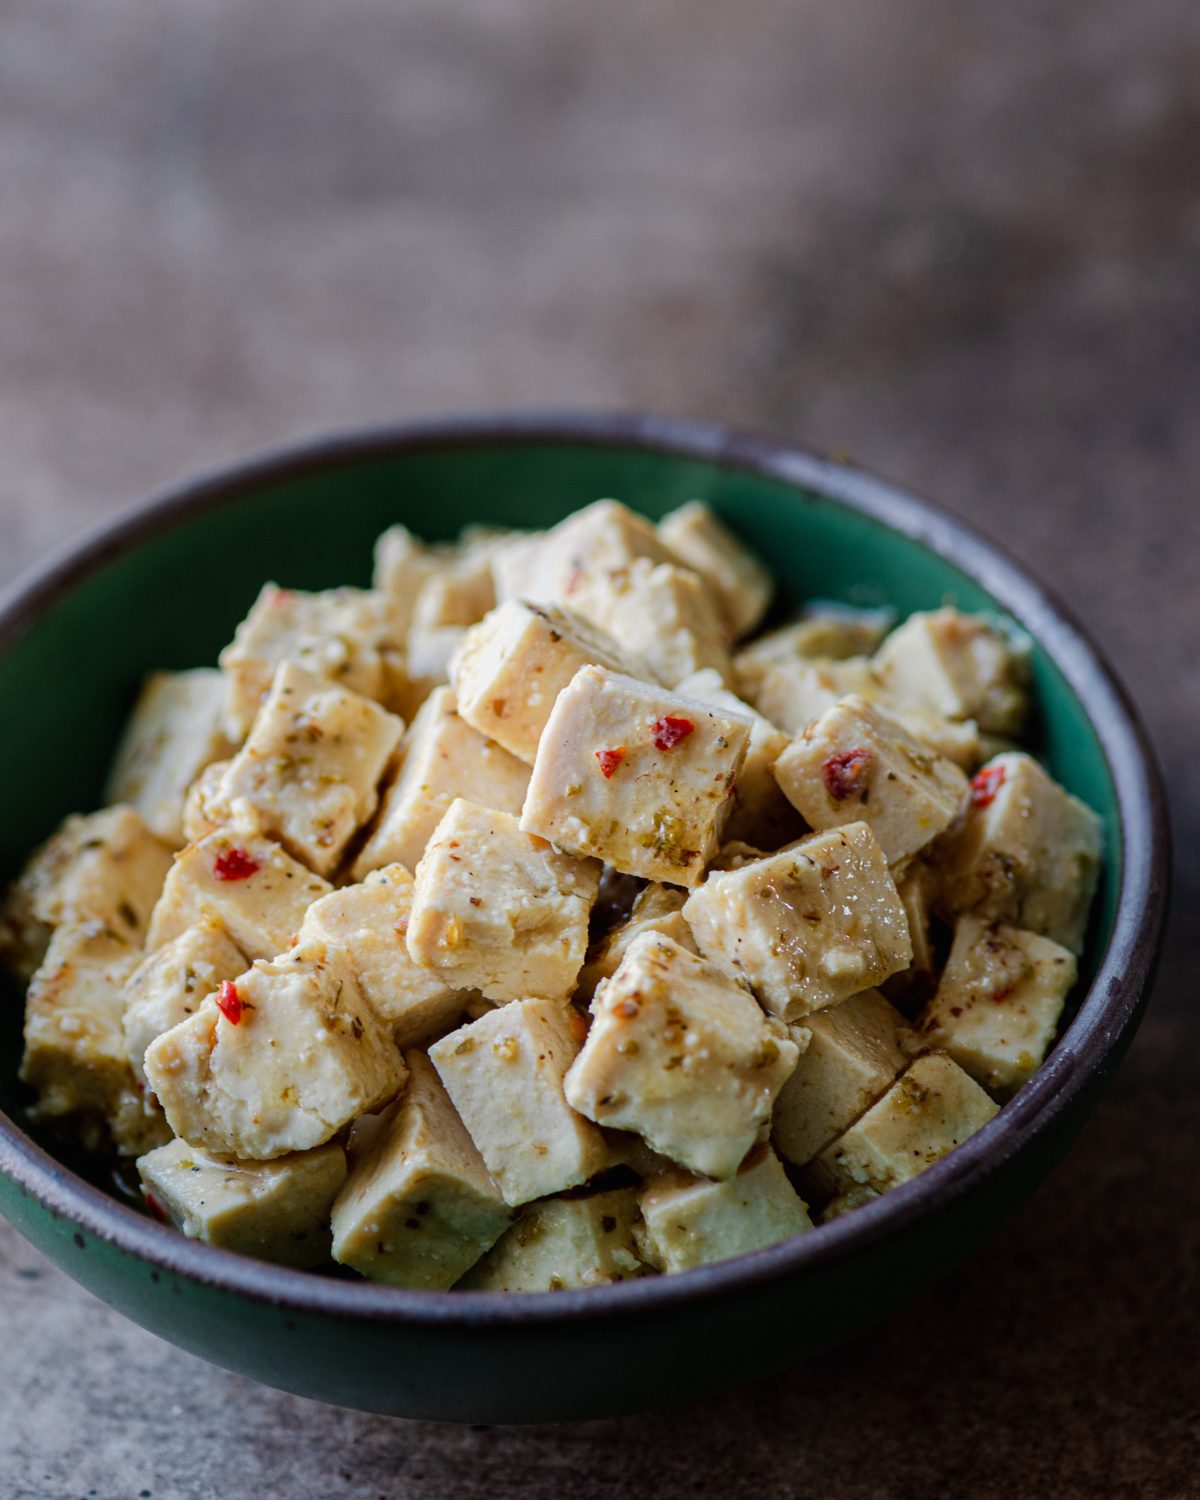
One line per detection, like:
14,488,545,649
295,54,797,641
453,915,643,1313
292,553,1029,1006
0,499,1103,1292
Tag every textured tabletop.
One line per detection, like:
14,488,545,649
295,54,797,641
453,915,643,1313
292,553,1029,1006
2,3,1197,1496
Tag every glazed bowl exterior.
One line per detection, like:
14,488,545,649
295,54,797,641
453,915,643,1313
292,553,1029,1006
0,414,1168,1422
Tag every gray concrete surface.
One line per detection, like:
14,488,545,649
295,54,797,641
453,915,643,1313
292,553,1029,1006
1,2,1197,1495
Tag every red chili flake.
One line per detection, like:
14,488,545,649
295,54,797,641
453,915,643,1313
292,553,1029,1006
145,1192,167,1223
652,715,695,751
216,980,244,1025
822,747,872,801
990,984,1015,1006
213,847,260,882
595,746,627,778
972,764,1007,809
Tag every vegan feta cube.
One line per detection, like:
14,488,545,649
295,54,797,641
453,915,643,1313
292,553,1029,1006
733,609,893,701
520,666,750,887
874,608,1029,736
181,759,232,843
657,501,773,639
331,1050,512,1288
429,996,610,1204
137,1137,347,1269
754,656,878,733
459,1186,644,1290
410,550,496,632
494,499,681,608
918,916,1077,1093
563,931,799,1180
372,524,446,643
682,823,913,1020
574,883,696,1004
773,695,968,863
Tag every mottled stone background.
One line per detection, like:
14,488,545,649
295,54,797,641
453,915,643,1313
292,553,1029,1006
1,2,1196,1495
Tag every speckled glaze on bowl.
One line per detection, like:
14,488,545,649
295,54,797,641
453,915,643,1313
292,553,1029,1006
0,414,1168,1423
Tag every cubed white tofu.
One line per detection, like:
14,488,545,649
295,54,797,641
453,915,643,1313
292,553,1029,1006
933,752,1103,954
772,989,910,1167
410,550,496,632
520,666,750,887
331,1050,512,1288
805,1051,999,1200
404,623,468,700
563,931,799,1180
682,823,913,1020
180,759,232,844
637,1145,812,1273
207,661,403,877
493,499,681,608
105,670,233,846
372,524,446,643
918,916,1076,1093
754,657,879,733
574,885,696,1004
352,686,530,878
137,1137,347,1269
450,600,656,764
144,940,406,1160
773,695,968,863
458,1186,644,1290
874,608,1030,735
733,608,894,701
429,997,610,1205
297,864,466,1045
218,582,394,740
882,859,940,1007
569,559,732,688
146,829,331,960
657,501,773,639
123,918,247,1092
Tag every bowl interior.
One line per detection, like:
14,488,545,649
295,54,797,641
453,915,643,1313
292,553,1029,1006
0,433,1119,1138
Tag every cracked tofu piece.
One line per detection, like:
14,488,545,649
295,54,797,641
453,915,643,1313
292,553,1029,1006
449,600,656,764
874,608,1030,736
657,502,773,639
105,670,233,846
683,823,913,1021
459,1185,644,1290
734,609,894,701
0,806,174,983
933,752,1103,954
568,559,733,688
144,940,406,1160
20,920,168,1155
563,931,799,1180
372,524,447,643
331,1050,511,1287
429,997,610,1204
805,1051,999,1200
146,830,330,960
637,1145,812,1273
137,1137,347,1269
774,695,968,863
297,864,466,1045
218,582,395,740
408,800,600,1004
772,989,910,1167
494,499,682,608
575,883,696,1004
917,916,1076,1094
123,918,247,1092
207,661,403,877
520,666,750,887
351,686,530,878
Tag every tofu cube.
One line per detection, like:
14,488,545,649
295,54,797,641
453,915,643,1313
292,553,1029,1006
918,916,1077,1093
137,1138,347,1269
805,1051,999,1200
208,661,403,876
882,859,940,1008
181,759,232,844
297,864,466,1045
657,502,773,639
408,799,599,1003
144,940,406,1160
754,656,879,733
105,669,233,846
372,524,446,643
733,608,894,700
773,695,968,863
146,829,331,960
563,931,799,1180
410,550,496,632
352,686,530,878
331,1050,512,1287
772,988,910,1167
520,666,750,887
450,600,656,764
874,608,1030,735
574,884,696,1004
637,1145,812,1273
493,499,681,608
429,997,610,1204
124,918,247,1092
934,752,1103,954
458,1186,644,1290
682,823,913,1020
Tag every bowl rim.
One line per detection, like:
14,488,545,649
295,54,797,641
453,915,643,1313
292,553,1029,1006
0,410,1170,1329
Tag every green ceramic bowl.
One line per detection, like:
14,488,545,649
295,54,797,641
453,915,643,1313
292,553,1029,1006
0,415,1168,1423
